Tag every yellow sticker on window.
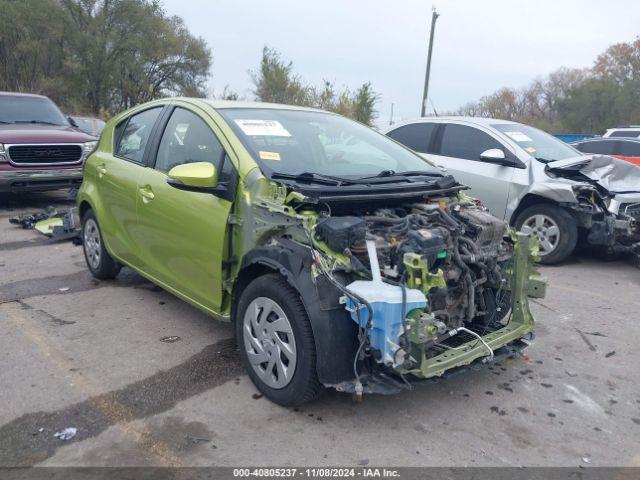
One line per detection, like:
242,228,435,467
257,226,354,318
525,146,536,153
259,151,281,161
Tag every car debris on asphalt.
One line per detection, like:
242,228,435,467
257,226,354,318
9,206,59,229
160,336,182,343
53,427,77,441
9,207,81,243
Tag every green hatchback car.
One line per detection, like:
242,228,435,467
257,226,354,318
78,98,545,406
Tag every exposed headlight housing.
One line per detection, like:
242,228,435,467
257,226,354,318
83,141,98,160
0,143,6,162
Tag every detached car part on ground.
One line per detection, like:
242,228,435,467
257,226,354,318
9,206,81,242
77,100,545,406
385,118,640,264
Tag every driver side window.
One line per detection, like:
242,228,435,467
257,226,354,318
155,108,225,174
440,124,504,161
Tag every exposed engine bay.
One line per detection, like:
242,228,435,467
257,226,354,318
307,196,545,394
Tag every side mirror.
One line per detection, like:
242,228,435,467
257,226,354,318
67,116,79,128
480,148,513,166
167,162,218,192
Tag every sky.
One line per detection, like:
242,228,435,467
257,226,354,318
163,0,640,126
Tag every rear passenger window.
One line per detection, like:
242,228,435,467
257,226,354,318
579,140,618,155
387,123,436,153
440,124,503,161
619,142,640,156
115,107,162,163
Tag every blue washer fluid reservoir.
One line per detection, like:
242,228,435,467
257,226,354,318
344,240,427,366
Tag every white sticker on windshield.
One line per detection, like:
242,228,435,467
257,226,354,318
504,131,533,143
234,119,291,137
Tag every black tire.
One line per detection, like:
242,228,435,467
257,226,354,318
515,204,577,265
235,274,321,406
81,209,121,279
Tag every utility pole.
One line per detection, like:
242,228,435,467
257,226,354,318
421,6,439,117
389,103,394,125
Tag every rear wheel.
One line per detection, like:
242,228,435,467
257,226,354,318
515,204,577,264
82,210,121,279
235,274,321,406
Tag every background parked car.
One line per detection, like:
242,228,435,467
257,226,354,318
603,125,640,138
69,115,106,137
385,117,640,264
0,91,97,193
572,137,640,167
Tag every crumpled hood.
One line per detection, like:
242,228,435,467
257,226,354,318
546,154,640,194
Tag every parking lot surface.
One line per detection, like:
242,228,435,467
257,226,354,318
1,191,639,467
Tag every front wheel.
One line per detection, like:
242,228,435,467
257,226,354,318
82,210,121,279
515,204,577,265
235,274,321,406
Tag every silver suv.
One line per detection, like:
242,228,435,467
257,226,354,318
385,117,640,264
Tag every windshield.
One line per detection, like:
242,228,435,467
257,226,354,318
492,123,580,163
73,117,106,136
219,108,439,177
0,95,69,126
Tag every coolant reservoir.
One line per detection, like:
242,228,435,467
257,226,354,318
345,240,427,365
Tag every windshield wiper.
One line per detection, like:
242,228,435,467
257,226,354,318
534,156,555,163
359,169,442,180
270,171,356,186
13,120,62,126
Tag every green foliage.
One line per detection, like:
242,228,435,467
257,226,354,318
0,0,211,115
216,85,240,101
0,0,71,100
251,47,311,106
556,78,622,132
251,46,379,125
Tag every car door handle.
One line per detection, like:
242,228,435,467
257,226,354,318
97,164,107,177
139,186,155,202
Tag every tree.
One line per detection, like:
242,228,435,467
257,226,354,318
216,85,240,100
593,38,640,84
251,46,380,125
61,0,211,114
0,0,211,115
251,46,311,106
351,82,379,125
453,67,588,131
0,0,70,102
556,77,623,132
453,37,640,134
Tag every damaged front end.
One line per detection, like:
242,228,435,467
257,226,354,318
233,174,546,397
316,198,545,395
546,155,640,258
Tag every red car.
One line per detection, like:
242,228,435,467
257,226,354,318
0,92,97,193
572,137,640,167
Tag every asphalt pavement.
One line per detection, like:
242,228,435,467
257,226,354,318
1,190,639,467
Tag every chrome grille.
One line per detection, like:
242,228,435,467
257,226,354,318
8,144,83,166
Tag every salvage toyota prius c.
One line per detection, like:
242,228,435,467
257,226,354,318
77,99,546,406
